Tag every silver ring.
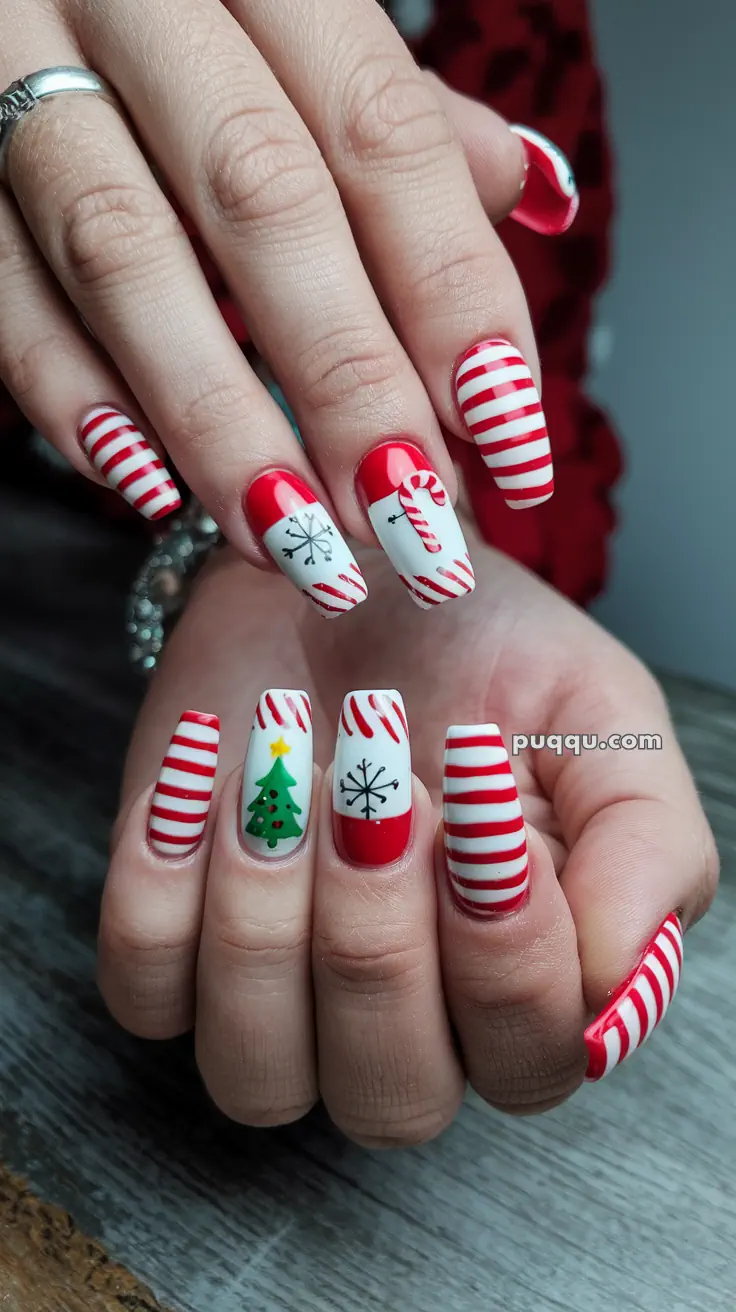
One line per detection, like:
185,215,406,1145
0,67,118,182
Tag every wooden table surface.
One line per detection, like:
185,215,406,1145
1,490,735,1312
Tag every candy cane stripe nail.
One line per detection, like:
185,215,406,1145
333,690,412,866
509,124,579,237
241,689,313,860
443,724,529,916
454,342,554,509
585,914,684,1082
79,407,181,521
356,442,475,609
148,711,219,858
245,470,367,619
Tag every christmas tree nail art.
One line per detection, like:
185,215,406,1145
245,470,368,617
241,690,313,859
356,442,475,609
333,690,412,866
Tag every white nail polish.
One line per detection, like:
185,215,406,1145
241,690,313,859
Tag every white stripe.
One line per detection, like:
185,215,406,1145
446,828,525,854
476,411,548,445
647,954,671,1015
444,799,523,825
455,363,531,403
150,838,197,857
456,342,522,380
116,467,166,500
150,816,206,840
463,385,540,425
177,720,219,746
658,932,682,993
446,724,500,742
444,744,506,767
603,1027,622,1077
635,975,660,1044
157,764,214,792
452,875,529,904
82,411,136,445
485,437,552,469
152,792,209,817
137,488,179,520
495,467,553,491
442,772,514,795
87,430,145,467
166,742,218,769
618,996,642,1053
104,448,157,489
448,853,528,881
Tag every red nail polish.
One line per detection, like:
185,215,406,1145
333,690,412,866
509,125,579,236
148,711,219,858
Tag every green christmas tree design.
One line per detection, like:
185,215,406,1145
245,754,303,848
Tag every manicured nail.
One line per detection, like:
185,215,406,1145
78,407,181,521
241,689,313,859
443,724,529,917
333,690,412,866
584,914,684,1082
245,470,367,618
148,711,220,858
454,340,553,508
355,441,475,609
509,125,579,236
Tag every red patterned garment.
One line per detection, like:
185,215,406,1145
0,0,622,605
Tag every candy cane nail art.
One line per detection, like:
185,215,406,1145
333,690,412,866
245,470,367,618
78,407,181,521
241,689,313,860
356,442,475,609
585,914,684,1082
454,341,554,509
148,711,220,858
509,125,579,236
443,724,529,916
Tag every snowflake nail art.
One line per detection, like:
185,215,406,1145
333,691,412,867
245,470,368,617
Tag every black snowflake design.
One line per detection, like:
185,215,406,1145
339,759,399,819
282,512,334,566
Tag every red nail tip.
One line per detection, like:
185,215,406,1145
509,125,579,236
355,440,433,509
244,469,319,539
333,690,412,867
148,710,220,858
584,913,684,1081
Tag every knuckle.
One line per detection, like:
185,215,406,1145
58,182,180,290
339,1104,456,1150
342,55,454,166
209,912,311,977
97,921,198,1039
173,372,252,460
406,242,496,317
0,330,71,406
203,106,326,229
315,928,429,995
296,324,403,418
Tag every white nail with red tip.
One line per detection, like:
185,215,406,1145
584,913,684,1081
79,406,181,521
241,689,313,860
148,711,219,858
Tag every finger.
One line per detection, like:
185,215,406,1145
79,0,474,610
426,74,579,234
98,709,220,1038
314,691,464,1147
196,690,318,1126
439,722,587,1112
534,658,720,1080
233,0,553,509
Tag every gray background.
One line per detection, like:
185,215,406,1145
589,0,736,691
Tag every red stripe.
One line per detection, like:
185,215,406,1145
135,481,178,512
506,479,555,502
154,781,212,802
416,575,457,599
450,867,529,890
148,828,200,847
181,711,219,729
170,734,217,754
640,962,665,1023
339,572,367,596
447,842,527,867
445,734,504,750
443,787,519,805
437,567,473,592
629,988,651,1043
302,695,313,723
256,702,266,729
444,818,523,838
456,354,522,387
398,575,440,606
80,409,124,440
661,919,684,966
452,888,528,917
100,440,148,476
150,805,207,824
445,762,510,777
652,941,676,998
492,454,553,478
391,699,408,736
471,404,544,440
117,458,164,493
350,694,373,738
456,558,474,578
285,694,307,734
369,693,400,744
612,1012,631,1064
161,755,216,778
313,583,354,603
265,692,285,726
303,590,348,613
461,377,533,412
87,423,138,458
341,706,352,736
150,494,181,520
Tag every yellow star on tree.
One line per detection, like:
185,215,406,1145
269,735,292,758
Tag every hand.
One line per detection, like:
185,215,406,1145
98,529,718,1144
0,0,576,614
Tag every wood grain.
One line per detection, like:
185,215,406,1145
0,491,734,1312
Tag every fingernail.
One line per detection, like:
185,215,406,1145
78,407,181,521
148,711,220,858
355,441,475,608
443,724,529,917
584,913,684,1082
244,470,367,618
333,690,412,866
509,125,579,236
454,340,553,508
241,689,313,859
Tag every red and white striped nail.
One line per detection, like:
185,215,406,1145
585,914,684,1081
509,125,579,236
244,470,367,618
148,711,220,858
453,341,554,508
333,690,412,866
356,441,475,609
78,407,181,521
443,724,529,917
